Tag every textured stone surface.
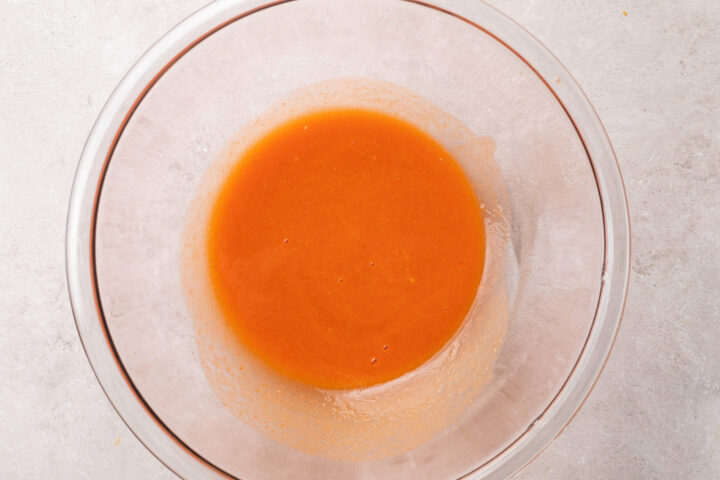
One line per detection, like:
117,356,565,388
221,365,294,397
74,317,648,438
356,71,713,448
1,0,718,478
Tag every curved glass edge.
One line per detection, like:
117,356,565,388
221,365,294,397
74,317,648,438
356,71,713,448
65,1,264,478
65,1,631,479
436,1,631,479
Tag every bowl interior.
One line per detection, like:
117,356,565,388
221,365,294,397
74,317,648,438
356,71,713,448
92,0,604,478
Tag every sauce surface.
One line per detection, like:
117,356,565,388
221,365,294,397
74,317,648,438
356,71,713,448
208,109,485,389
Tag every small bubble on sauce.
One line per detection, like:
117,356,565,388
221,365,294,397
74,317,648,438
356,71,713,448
370,261,375,267
339,277,343,283
283,238,289,244
383,345,389,350
371,357,377,364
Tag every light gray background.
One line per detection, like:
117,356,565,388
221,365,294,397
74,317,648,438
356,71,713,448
2,0,718,478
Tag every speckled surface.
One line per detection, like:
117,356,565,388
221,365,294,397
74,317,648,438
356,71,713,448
1,1,719,478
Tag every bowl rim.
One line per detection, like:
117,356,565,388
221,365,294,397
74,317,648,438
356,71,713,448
66,0,631,478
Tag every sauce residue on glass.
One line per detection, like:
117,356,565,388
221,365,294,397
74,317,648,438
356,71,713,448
207,108,485,390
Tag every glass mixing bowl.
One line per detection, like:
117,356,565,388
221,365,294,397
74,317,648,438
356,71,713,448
66,0,630,478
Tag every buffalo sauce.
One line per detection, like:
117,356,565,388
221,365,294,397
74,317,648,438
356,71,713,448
207,109,485,389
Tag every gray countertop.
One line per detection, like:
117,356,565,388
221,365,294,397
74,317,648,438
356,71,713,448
2,0,718,478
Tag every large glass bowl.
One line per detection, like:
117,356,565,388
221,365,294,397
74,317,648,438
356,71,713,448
66,0,630,478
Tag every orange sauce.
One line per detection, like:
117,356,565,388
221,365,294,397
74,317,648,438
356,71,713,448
207,109,485,389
